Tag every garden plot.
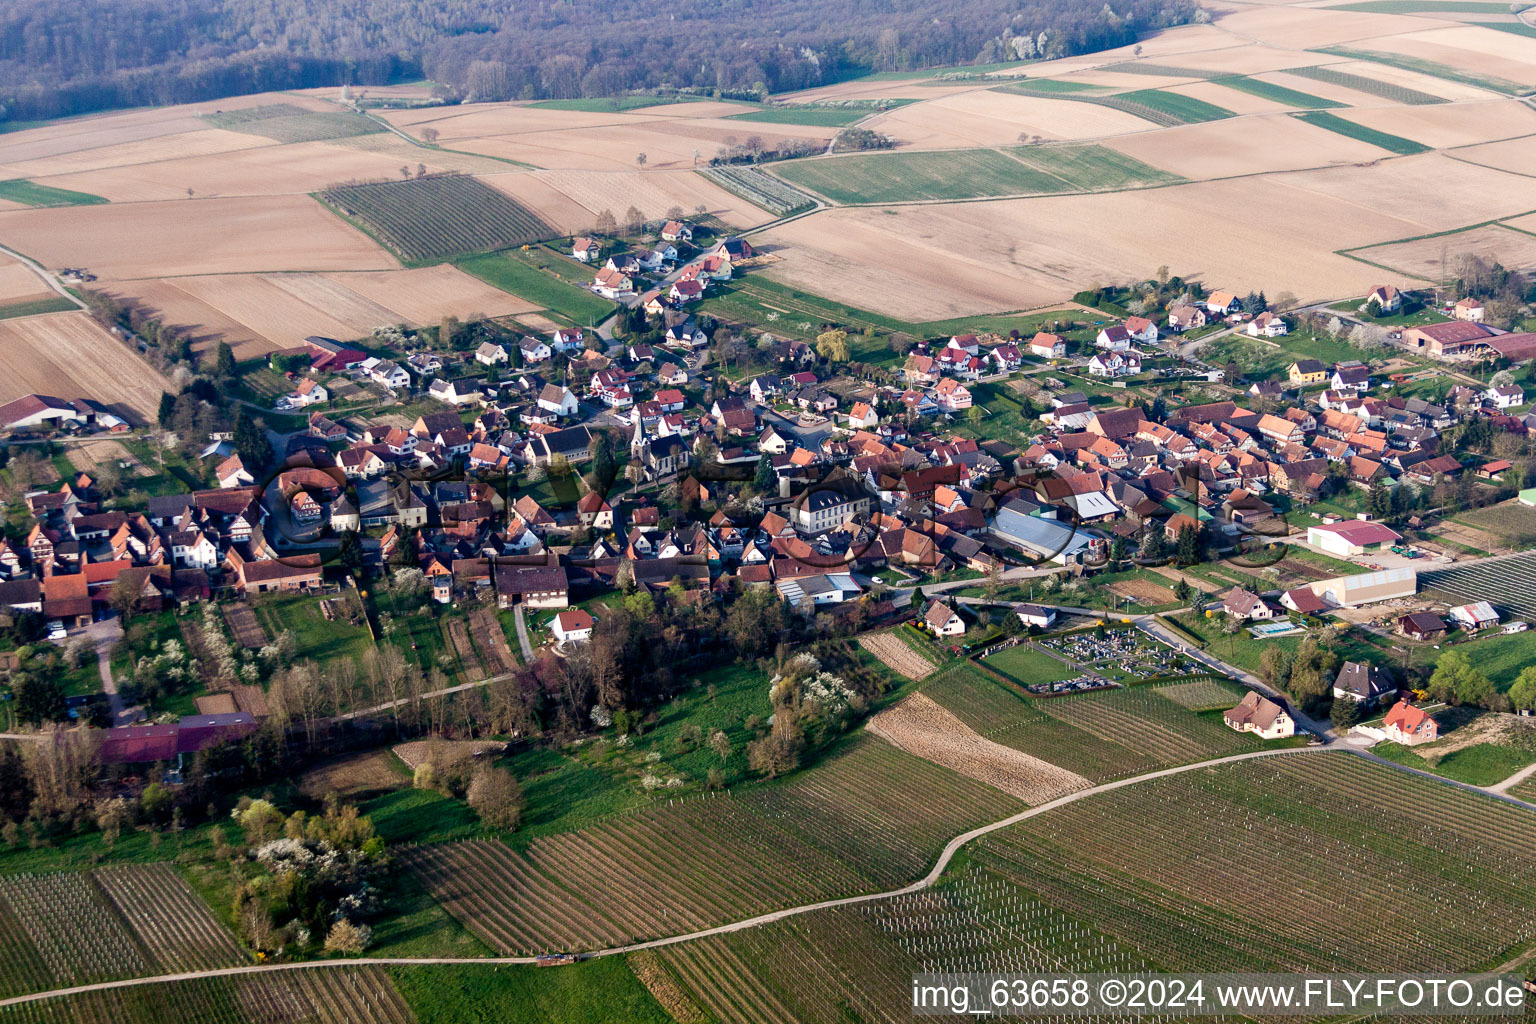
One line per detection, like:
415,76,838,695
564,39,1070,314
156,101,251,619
868,692,1091,803
298,749,409,800
857,630,938,679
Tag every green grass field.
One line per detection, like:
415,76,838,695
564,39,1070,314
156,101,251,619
727,106,873,126
1294,110,1431,155
202,103,384,143
1211,76,1344,108
456,250,614,325
390,962,676,1024
774,148,1076,203
0,178,107,207
1369,739,1535,787
0,296,75,320
983,645,1076,687
1008,143,1183,191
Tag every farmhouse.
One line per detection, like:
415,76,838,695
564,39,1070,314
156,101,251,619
1453,297,1485,323
1400,321,1493,358
924,599,965,636
1397,611,1446,641
1383,700,1438,745
1364,285,1401,313
1028,332,1066,359
1223,692,1294,739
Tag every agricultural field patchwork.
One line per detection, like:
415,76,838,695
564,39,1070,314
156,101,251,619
402,734,1021,953
319,174,554,263
1044,88,1237,128
1282,65,1449,104
202,103,385,143
1209,76,1344,109
1006,144,1183,191
1420,548,1536,623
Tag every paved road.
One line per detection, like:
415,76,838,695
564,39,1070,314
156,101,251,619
0,243,84,307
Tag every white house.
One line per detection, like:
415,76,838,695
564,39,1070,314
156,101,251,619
933,378,972,412
1246,312,1288,338
593,267,634,298
1087,350,1142,377
1014,604,1057,629
550,328,584,354
660,220,693,243
428,378,482,406
216,455,253,489
475,342,508,366
370,360,410,390
847,401,878,430
1095,325,1132,351
277,378,327,409
1365,285,1401,313
551,608,595,644
536,384,579,418
1223,692,1294,739
924,599,966,636
1223,588,1274,621
1124,316,1158,346
1027,332,1066,359
518,337,551,363
1453,297,1485,322
170,528,220,570
1487,384,1525,409
572,237,601,262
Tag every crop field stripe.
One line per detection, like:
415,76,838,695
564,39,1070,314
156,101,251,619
1283,64,1448,104
725,107,871,126
1328,1,1511,12
1209,76,1345,108
1006,143,1184,191
772,148,1081,204
1477,21,1536,38
699,167,816,216
996,79,1110,94
0,179,108,207
1293,111,1432,155
1101,62,1228,79
201,103,384,143
1314,45,1526,95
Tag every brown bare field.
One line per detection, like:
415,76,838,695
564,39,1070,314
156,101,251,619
1209,5,1457,49
759,173,1427,316
0,129,274,181
0,313,169,421
1326,57,1491,101
223,603,268,648
862,90,1152,149
298,749,408,799
484,172,602,233
1280,154,1536,233
0,194,395,280
104,279,269,356
1109,578,1177,605
64,438,145,476
1351,223,1536,277
1457,135,1536,178
195,693,239,715
160,274,389,350
35,135,509,203
773,81,990,103
531,168,768,228
1106,113,1390,178
868,692,1091,803
1502,209,1536,233
0,257,54,305
456,120,830,171
1365,25,1536,88
857,631,938,679
391,738,505,771
325,265,541,323
384,103,640,137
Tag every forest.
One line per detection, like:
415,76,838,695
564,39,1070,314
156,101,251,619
0,0,1201,122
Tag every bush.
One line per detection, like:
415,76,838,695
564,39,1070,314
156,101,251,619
466,765,525,830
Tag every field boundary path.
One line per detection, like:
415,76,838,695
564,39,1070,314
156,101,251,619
5,742,1531,1010
0,243,85,309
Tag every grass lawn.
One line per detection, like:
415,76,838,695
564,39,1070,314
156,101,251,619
1370,740,1535,787
252,592,374,670
1448,629,1536,691
1294,110,1429,155
1175,613,1392,676
983,645,1075,687
364,786,484,846
369,866,494,958
390,961,675,1024
456,250,614,327
0,178,108,207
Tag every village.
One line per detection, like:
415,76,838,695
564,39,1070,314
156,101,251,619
1,220,1534,791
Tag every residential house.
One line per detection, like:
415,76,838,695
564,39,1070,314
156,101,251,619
1334,661,1395,705
1364,285,1401,313
1453,297,1485,322
1384,700,1438,745
1204,291,1241,317
1332,363,1370,393
577,491,614,529
1124,316,1158,345
1223,692,1294,739
550,328,585,354
216,455,253,489
932,378,972,412
572,237,601,262
1246,312,1287,338
536,384,579,419
847,401,879,430
551,608,595,644
1487,384,1525,409
668,280,705,304
593,267,635,298
519,337,552,363
1095,325,1131,351
1087,350,1142,377
1287,360,1327,386
749,375,781,403
924,599,965,637
369,361,410,390
1223,588,1275,621
475,342,508,366
1167,305,1207,332
1014,604,1057,629
428,378,482,406
660,220,693,242
1027,332,1066,359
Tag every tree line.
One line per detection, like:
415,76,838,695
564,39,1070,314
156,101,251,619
0,0,1199,123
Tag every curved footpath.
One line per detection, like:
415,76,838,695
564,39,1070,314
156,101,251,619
4,742,1533,1010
